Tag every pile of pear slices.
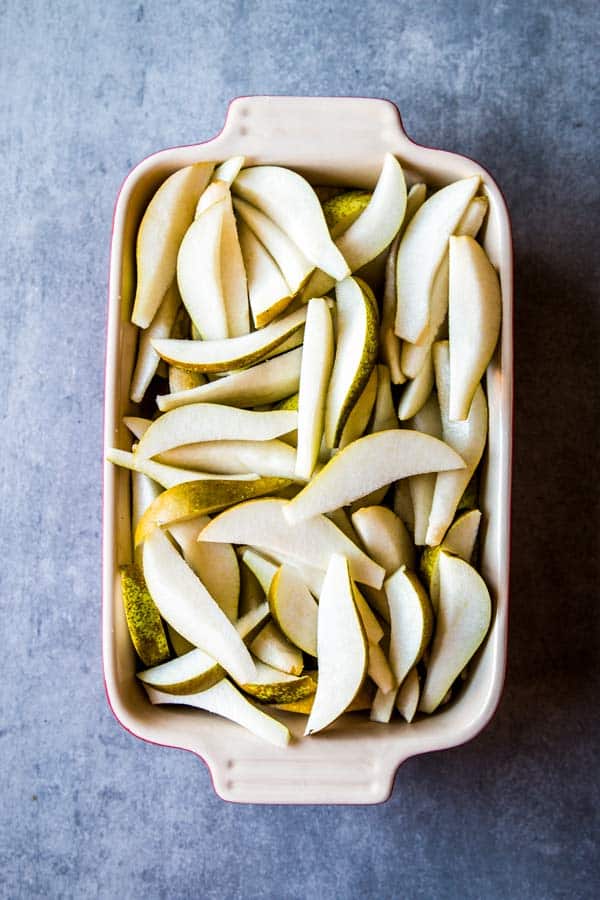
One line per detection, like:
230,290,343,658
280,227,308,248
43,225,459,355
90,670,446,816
109,151,502,748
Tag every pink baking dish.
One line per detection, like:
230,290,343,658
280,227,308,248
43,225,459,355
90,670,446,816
103,96,513,804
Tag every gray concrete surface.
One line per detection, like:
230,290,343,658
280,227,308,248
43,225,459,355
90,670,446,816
1,1,599,897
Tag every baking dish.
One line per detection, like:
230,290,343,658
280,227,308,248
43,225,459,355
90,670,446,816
103,96,513,804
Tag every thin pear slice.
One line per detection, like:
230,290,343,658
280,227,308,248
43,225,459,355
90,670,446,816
255,548,325,599
142,529,256,684
393,479,415,533
295,297,334,479
285,430,465,525
250,621,304,676
130,281,180,403
396,666,420,722
135,477,288,545
449,235,501,421
177,198,229,339
351,506,415,573
408,392,443,546
195,179,229,216
371,365,398,432
233,165,349,281
339,366,378,449
156,440,299,481
241,548,278,594
420,552,491,713
152,303,308,372
386,567,433,688
268,565,319,656
241,661,317,703
219,192,250,337
169,517,239,622
420,509,482,610
212,155,245,185
123,416,151,440
397,350,434,421
238,561,265,616
237,219,294,327
352,586,384,645
135,404,297,460
107,448,237,490
324,277,379,448
131,471,160,565
120,564,170,666
132,162,214,328
323,190,371,238
426,342,487,545
367,642,395,694
169,367,205,394
395,176,480,343
167,623,195,657
157,347,302,412
199,498,385,589
146,679,290,747
273,678,374,715
305,555,368,735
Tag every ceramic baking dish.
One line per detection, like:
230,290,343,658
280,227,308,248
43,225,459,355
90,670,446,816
103,96,513,804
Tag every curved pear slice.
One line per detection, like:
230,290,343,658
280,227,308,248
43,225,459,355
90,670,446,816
120,564,170,666
449,235,501,421
323,190,371,238
273,677,374,715
420,509,482,610
177,199,229,339
371,365,398,432
152,304,308,373
146,679,290,747
220,192,250,337
157,440,299,482
285,430,465,525
123,416,151,440
132,162,214,328
325,277,379,448
142,529,256,684
199,498,385,589
242,661,317,703
396,666,420,722
268,564,318,656
169,367,206,394
233,165,349,281
106,448,232,490
135,477,288,545
305,555,368,735
397,351,434,421
351,505,415,573
135,404,297,460
295,297,334,479
169,517,239,622
158,347,302,412
237,219,293,327
408,392,442,546
255,549,325,599
250,621,304,675
195,179,229,215
393,479,415,533
212,155,245,185
130,281,180,403
386,567,433,688
367,642,395,694
241,548,278,594
339,366,378,449
238,562,265,616
419,552,491,713
395,176,480,343
426,342,488,545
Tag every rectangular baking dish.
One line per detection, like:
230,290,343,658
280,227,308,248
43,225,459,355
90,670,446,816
103,96,513,804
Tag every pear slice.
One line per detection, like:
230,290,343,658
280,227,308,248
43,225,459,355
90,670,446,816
120,564,170,666
295,297,334,480
448,235,501,421
135,404,297,460
237,219,294,327
267,564,319,656
419,552,491,713
396,666,420,722
156,439,299,482
305,555,368,735
131,471,161,565
339,366,378,449
157,347,302,412
130,281,180,403
420,508,482,610
395,175,480,343
142,528,256,684
367,641,395,694
123,416,151,440
106,448,237,490
232,165,349,281
212,155,245,185
177,198,229,339
238,561,265,616
218,192,251,337
146,679,290,747
323,190,371,238
408,392,443,546
426,342,488,545
285,429,465,525
169,367,205,394
351,505,415,573
242,661,317,703
393,479,415,533
397,350,434,421
273,678,374,714
167,623,195,657
152,303,308,373
135,477,288,546
324,277,379,448
255,548,325,598
131,162,214,328
195,179,229,216
169,517,239,622
352,587,384,645
199,498,385,588
385,567,433,688
249,621,304,676
241,548,278,594
371,365,398,432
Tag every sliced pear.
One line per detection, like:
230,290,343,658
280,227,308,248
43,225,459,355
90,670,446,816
219,192,250,337
107,448,232,490
339,366,378,449
395,175,480,343
241,548,278,594
295,297,334,479
393,479,415,533
177,198,229,339
249,621,304,676
367,641,395,694
131,471,161,565
120,564,170,666
420,508,482,610
371,365,398,432
448,235,501,421
195,179,229,215
146,679,290,747
426,342,487,545
274,678,374,714
419,552,491,713
323,190,371,238
167,623,195,657
130,281,180,403
132,162,214,329
408,392,443,546
352,586,384,645
169,517,239,622
285,429,465,524
212,155,245,185
156,439,299,482
169,367,206,394
305,555,368,734
233,165,349,280
238,560,265,616
397,350,434,421
385,567,433,689
255,549,325,599
237,218,294,327
351,505,415,573
135,477,288,545
241,661,317,703
267,565,319,656
324,277,379,448
199,498,385,588
396,666,420,722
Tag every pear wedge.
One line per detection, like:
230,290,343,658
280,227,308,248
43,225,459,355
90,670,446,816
169,367,205,394
146,679,290,747
195,179,229,215
339,366,378,449
295,297,334,479
396,666,420,722
152,303,308,373
285,429,465,524
131,471,160,563
323,190,371,238
177,198,229,339
448,235,501,421
426,342,487,545
397,351,434,421
167,623,195,657
408,392,443,546
123,416,151,440
238,561,265,616
385,567,433,688
255,549,325,599
199,498,385,588
420,508,482,610
249,621,304,675
351,505,415,573
420,552,491,713
273,678,374,715
352,586,384,645
130,281,180,403
371,365,398,432
212,155,245,185
106,448,236,490
395,175,480,343
120,564,170,666
268,565,319,656
155,439,299,482
241,548,278,594
305,555,368,735
393,479,415,533
218,191,251,337
241,661,317,703
169,517,239,622
237,219,294,327
131,162,214,328
367,642,395,694
233,165,349,281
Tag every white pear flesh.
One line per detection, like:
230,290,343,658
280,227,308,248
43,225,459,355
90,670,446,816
305,555,368,735
367,642,395,694
351,505,415,573
177,199,229,339
396,666,420,722
195,179,229,215
237,219,293,327
408,392,443,546
370,685,397,724
241,661,317,703
395,175,480,343
106,448,222,489
295,298,334,479
146,679,290,748
371,365,399,432
130,281,180,403
169,517,239,622
241,548,278,594
393,479,415,533
268,564,318,656
420,552,491,714
423,509,482,609
352,587,384,644
142,528,256,684
397,350,434,421
156,439,300,482
284,429,465,525
212,155,245,185
249,621,304,675
385,567,433,688
218,192,250,337
199,498,385,588
449,235,501,421
132,162,214,329
339,366,378,449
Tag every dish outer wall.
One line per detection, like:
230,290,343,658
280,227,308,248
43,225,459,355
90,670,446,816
103,96,513,804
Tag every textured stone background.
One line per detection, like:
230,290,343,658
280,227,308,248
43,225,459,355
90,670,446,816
1,1,598,898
